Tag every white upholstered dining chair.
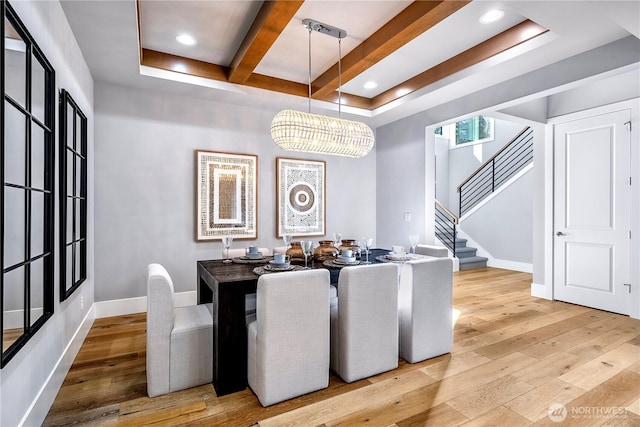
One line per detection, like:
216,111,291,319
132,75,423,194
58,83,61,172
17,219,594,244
247,269,331,406
272,246,288,255
415,244,449,258
146,263,213,397
330,263,399,383
398,258,453,363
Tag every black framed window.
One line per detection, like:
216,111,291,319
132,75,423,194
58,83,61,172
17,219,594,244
59,89,87,301
2,1,55,367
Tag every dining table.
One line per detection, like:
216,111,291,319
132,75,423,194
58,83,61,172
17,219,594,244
196,248,433,396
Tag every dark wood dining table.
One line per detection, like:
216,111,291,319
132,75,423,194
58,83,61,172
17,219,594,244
197,248,392,396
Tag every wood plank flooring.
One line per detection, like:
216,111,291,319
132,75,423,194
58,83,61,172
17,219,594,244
43,268,640,426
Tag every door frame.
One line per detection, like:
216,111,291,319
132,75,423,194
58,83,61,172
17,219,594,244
545,99,640,319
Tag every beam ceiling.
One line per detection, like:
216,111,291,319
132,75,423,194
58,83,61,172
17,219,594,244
137,0,549,111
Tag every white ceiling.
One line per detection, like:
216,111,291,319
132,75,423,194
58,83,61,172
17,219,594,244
60,0,639,127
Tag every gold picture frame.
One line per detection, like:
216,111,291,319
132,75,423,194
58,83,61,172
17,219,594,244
276,157,326,237
196,150,257,241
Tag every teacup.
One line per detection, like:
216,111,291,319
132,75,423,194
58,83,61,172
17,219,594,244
273,253,290,264
246,245,259,254
341,249,353,258
391,245,405,255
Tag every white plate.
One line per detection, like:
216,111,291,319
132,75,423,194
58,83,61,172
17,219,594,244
386,253,410,260
264,263,294,272
334,258,358,265
337,256,356,263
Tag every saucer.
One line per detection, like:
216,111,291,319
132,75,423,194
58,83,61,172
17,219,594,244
245,252,263,259
269,260,290,268
256,265,298,274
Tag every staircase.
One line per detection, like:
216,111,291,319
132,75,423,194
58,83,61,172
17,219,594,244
434,126,533,271
454,237,488,270
435,201,488,270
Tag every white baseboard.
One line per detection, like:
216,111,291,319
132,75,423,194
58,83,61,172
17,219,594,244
531,282,552,300
95,291,197,318
487,259,533,273
21,305,96,427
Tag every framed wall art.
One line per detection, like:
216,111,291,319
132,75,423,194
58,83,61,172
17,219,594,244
196,150,257,241
276,157,326,237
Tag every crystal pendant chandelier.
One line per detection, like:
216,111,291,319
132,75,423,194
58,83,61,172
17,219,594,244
270,19,375,158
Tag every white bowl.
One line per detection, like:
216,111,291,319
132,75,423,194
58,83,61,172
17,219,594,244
337,256,356,263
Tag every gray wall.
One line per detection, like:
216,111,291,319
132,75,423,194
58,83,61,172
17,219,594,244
547,67,640,119
459,169,533,263
376,115,434,251
1,1,95,426
94,83,377,301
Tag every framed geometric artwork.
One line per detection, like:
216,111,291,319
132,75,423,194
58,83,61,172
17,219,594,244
196,150,257,241
276,157,326,237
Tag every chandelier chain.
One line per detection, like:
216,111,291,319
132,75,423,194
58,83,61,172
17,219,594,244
308,25,312,114
338,38,342,117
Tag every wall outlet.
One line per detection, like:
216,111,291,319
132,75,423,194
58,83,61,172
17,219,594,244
81,296,84,311
404,212,411,222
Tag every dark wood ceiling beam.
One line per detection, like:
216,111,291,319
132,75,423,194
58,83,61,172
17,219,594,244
228,0,304,84
370,20,549,109
141,49,228,82
311,0,471,100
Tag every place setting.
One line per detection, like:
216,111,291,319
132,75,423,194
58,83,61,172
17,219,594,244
376,244,414,263
253,253,303,275
323,248,360,269
232,246,270,264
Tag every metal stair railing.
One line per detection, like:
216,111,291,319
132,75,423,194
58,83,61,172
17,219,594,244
457,126,534,217
435,199,458,257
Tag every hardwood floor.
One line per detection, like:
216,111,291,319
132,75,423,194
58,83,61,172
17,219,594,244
43,268,640,426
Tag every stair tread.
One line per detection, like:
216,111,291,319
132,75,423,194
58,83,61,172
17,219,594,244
456,247,477,253
458,256,488,263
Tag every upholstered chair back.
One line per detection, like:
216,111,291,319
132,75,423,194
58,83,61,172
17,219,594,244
331,263,399,382
399,258,453,363
247,269,330,406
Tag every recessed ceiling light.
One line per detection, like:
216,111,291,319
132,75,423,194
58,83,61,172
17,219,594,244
479,9,504,24
364,81,378,90
176,33,197,46
172,62,188,73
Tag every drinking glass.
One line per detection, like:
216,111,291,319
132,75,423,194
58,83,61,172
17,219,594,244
301,240,314,269
332,232,342,248
409,234,419,256
222,236,234,263
282,234,293,249
362,237,373,264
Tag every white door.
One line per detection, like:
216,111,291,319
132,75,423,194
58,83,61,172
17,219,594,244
553,109,631,315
